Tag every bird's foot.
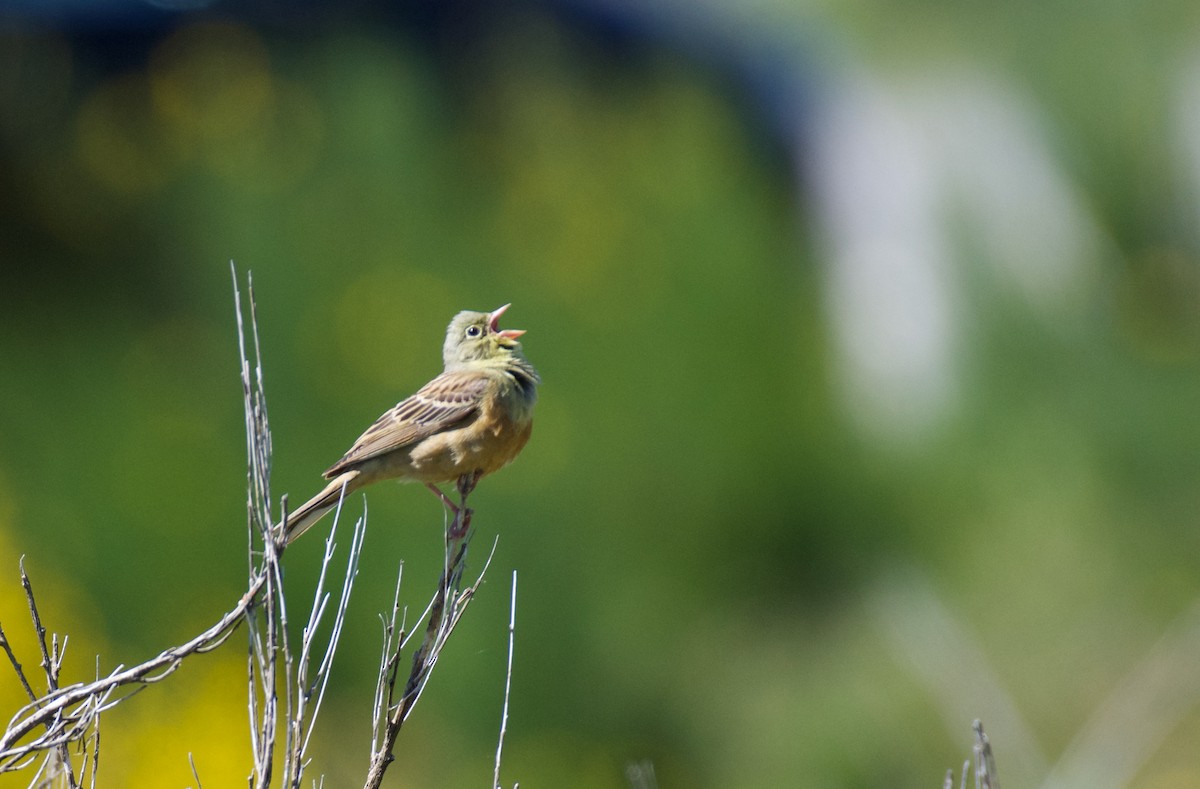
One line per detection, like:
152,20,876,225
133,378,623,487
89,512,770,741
448,507,474,540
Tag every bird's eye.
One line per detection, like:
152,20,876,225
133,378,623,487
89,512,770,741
465,325,483,338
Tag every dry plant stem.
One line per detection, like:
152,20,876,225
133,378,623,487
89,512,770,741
20,560,78,788
1,269,365,783
492,571,516,789
0,570,262,771
0,623,37,710
238,269,280,789
942,721,998,789
973,720,998,789
362,474,497,789
370,562,407,752
88,704,100,789
236,267,365,789
238,268,358,787
284,496,366,787
189,752,203,789
0,269,358,783
246,546,280,789
0,270,344,779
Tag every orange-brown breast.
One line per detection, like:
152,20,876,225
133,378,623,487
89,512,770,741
397,391,532,484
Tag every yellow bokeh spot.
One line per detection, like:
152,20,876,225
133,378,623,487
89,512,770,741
149,22,273,146
205,77,325,192
75,72,182,194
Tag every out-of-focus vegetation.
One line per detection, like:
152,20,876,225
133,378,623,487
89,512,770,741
2,2,1200,787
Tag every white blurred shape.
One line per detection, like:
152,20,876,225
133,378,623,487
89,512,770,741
810,71,957,444
920,73,1101,308
1041,598,1200,789
869,570,1048,786
808,67,1102,444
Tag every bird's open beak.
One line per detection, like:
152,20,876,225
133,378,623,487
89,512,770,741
489,303,526,340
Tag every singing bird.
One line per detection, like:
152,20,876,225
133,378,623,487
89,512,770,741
281,304,540,543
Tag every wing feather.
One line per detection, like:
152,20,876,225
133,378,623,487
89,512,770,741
323,371,490,477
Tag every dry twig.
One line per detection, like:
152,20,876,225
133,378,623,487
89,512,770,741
235,268,366,789
0,269,347,783
943,720,999,789
493,571,517,789
0,563,259,776
363,473,498,789
1,268,503,787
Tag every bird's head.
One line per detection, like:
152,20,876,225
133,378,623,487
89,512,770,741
443,303,528,369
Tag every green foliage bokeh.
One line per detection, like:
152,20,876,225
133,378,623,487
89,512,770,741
2,5,1200,788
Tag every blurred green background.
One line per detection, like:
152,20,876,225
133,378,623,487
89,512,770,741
2,1,1200,787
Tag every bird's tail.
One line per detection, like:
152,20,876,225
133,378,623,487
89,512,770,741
279,470,362,545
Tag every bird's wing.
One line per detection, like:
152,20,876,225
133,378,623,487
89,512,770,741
323,370,490,477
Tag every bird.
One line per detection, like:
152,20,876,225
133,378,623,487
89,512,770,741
280,303,539,544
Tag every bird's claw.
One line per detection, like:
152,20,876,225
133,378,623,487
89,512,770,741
449,507,474,540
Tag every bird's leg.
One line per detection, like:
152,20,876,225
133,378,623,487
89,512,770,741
447,470,482,540
425,483,460,514
456,469,482,499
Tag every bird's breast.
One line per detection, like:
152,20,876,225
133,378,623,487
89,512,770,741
402,396,532,483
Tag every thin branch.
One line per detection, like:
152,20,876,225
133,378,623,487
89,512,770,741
973,720,998,789
3,267,504,788
238,264,281,789
0,266,273,776
302,504,366,756
943,721,998,789
276,491,366,788
235,265,364,789
20,558,78,787
0,621,36,705
0,574,265,769
870,571,1045,783
370,563,406,758
189,752,202,789
83,655,101,789
493,571,517,789
20,559,56,694
363,483,499,789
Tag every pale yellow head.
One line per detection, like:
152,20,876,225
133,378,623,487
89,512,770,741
443,303,528,369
